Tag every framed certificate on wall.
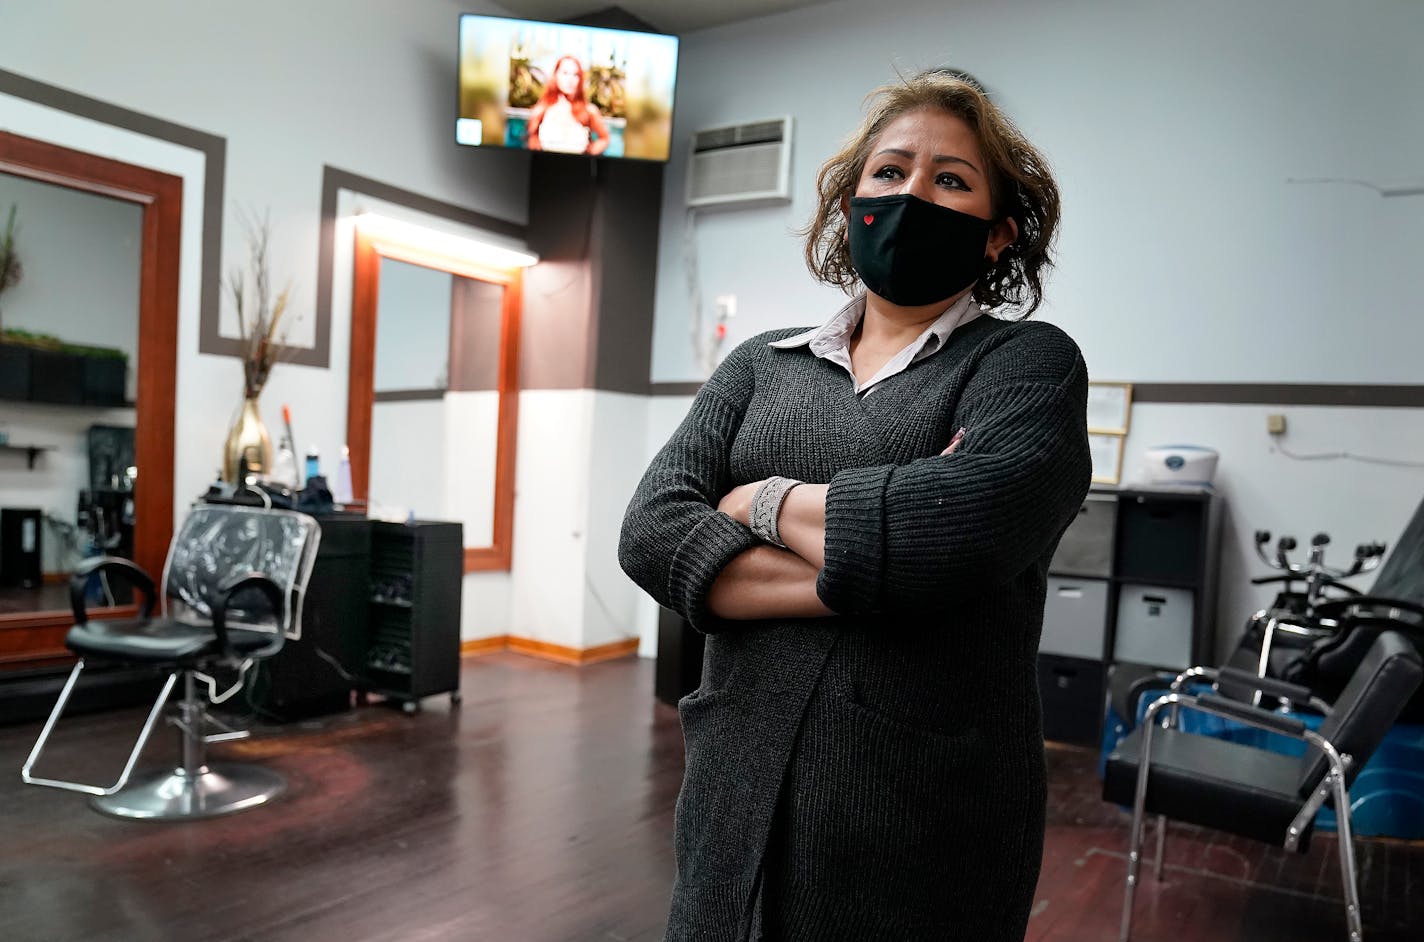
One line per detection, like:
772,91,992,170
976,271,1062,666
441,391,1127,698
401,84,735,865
1087,382,1133,435
1089,432,1125,485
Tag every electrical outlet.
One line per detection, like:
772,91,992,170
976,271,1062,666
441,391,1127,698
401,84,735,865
715,294,737,320
1266,413,1287,436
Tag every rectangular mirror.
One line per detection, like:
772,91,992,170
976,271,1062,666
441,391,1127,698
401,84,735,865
348,223,522,571
0,131,179,667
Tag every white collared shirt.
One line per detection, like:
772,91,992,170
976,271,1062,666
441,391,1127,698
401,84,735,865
768,292,983,396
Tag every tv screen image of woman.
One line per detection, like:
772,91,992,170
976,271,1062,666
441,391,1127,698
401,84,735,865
526,55,609,155
456,15,678,162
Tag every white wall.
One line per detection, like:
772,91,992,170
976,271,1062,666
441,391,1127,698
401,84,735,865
634,0,1424,658
653,0,1424,384
584,390,650,650
369,398,445,518
443,390,499,547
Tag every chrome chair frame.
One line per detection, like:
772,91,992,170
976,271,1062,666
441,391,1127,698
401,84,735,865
20,505,319,820
22,661,178,796
1119,690,1362,942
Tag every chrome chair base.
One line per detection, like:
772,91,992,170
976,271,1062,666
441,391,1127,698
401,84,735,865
90,762,286,821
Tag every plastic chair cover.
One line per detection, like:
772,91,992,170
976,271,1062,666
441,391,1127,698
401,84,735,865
162,505,319,638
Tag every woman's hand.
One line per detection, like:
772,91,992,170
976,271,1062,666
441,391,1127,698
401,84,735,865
717,481,761,527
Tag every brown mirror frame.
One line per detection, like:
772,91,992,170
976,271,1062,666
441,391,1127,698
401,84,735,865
347,225,521,572
0,131,180,668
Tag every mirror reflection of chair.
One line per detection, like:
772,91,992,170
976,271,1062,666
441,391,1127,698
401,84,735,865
21,503,320,820
1103,630,1422,942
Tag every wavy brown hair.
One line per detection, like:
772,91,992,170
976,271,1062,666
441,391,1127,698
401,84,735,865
802,72,1060,317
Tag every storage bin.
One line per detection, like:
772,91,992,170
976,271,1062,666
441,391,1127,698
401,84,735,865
1050,494,1117,577
1113,583,1195,670
1041,576,1109,660
1038,653,1106,746
1115,494,1204,583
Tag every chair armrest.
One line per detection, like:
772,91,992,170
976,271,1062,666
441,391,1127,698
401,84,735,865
69,557,157,624
1170,665,1218,691
212,572,285,655
1312,596,1424,622
1194,693,1309,737
1216,666,1318,709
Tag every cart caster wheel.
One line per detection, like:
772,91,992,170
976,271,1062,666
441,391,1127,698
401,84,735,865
450,691,463,706
402,700,420,715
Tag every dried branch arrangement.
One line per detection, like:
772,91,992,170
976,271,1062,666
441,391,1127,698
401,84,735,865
228,209,297,399
0,203,22,331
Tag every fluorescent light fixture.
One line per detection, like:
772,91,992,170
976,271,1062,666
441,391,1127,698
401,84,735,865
355,212,538,268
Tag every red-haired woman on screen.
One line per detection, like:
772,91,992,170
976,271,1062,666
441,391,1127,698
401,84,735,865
527,55,609,156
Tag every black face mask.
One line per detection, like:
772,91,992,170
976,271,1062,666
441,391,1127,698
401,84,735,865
847,193,993,306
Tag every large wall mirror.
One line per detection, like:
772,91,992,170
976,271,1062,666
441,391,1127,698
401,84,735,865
347,220,522,571
0,131,179,667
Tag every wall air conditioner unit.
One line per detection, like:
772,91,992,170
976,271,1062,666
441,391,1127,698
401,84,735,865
686,117,792,209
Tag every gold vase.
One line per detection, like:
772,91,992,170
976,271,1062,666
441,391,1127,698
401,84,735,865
223,395,273,484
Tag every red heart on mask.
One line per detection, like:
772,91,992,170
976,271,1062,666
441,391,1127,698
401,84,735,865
863,214,874,225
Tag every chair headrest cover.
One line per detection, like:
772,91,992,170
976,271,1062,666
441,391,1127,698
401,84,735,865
164,505,320,635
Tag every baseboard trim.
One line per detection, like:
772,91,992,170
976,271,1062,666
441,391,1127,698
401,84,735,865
460,635,639,666
459,636,510,658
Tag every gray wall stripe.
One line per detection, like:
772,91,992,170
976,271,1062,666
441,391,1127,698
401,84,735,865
373,388,446,402
649,380,1424,406
1131,384,1424,408
649,382,704,396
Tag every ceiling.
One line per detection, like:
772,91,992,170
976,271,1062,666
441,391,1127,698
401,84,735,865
487,1,831,35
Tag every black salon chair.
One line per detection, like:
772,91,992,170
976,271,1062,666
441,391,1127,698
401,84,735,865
1103,631,1422,942
1277,498,1424,720
22,504,320,820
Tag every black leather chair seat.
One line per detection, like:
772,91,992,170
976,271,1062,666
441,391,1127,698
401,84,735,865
1104,726,1313,849
66,617,279,664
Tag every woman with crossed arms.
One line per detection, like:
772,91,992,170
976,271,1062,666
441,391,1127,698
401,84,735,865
621,70,1091,941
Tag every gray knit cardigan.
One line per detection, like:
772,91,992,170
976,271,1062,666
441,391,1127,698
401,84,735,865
619,313,1092,941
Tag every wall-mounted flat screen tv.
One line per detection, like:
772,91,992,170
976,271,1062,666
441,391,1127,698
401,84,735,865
457,14,680,162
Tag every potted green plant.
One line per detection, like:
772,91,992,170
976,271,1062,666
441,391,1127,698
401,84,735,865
78,341,129,406
0,328,129,406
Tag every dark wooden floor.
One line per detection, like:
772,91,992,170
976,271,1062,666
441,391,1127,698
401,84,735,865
1,653,1419,941
0,581,70,614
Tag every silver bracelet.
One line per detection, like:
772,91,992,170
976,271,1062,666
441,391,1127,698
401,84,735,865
748,476,802,548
